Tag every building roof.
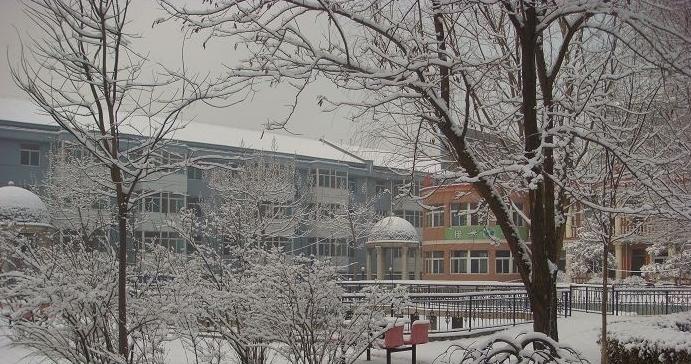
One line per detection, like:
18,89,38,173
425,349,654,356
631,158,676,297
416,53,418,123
0,98,435,172
0,182,51,227
368,216,420,243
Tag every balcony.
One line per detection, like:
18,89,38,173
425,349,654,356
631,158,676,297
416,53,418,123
443,225,529,241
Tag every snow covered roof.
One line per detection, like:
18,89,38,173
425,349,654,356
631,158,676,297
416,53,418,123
0,98,435,171
0,182,51,227
368,216,420,243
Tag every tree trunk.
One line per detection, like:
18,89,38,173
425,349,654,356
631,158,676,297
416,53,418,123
601,240,609,364
114,176,129,360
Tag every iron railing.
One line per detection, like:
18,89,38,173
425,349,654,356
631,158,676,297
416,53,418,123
341,282,691,334
569,284,691,315
343,290,572,335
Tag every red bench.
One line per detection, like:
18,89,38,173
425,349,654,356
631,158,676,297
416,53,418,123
378,320,430,364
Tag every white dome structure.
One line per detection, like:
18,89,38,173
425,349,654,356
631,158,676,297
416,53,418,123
0,182,51,227
369,216,420,242
365,216,421,281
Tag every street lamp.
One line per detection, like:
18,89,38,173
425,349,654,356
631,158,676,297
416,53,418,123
361,266,366,280
388,266,393,281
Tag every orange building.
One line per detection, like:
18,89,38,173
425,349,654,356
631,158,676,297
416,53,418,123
420,183,529,282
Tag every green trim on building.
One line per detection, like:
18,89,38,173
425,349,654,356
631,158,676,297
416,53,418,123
443,225,529,241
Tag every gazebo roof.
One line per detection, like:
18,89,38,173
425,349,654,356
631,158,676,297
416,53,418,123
0,182,51,227
368,216,420,243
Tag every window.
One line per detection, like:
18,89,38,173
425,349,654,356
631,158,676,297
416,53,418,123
160,231,185,253
653,250,668,265
469,203,479,225
259,203,293,219
187,166,203,180
395,210,422,227
348,179,358,193
162,192,185,214
263,236,291,251
375,180,388,194
450,202,480,226
144,193,161,213
470,251,488,273
512,203,525,227
424,251,444,274
20,144,40,166
186,196,202,216
451,250,468,273
426,205,445,227
157,150,185,174
141,231,159,250
142,192,184,213
496,250,514,274
309,237,348,257
450,203,468,226
311,168,348,189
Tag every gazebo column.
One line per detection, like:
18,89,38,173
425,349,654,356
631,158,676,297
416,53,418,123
401,245,409,280
376,246,384,280
416,248,422,279
365,247,371,280
615,244,624,280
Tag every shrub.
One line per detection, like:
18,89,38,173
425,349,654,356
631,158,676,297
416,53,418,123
606,311,691,364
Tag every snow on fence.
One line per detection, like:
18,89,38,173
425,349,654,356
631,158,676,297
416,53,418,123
340,281,691,335
568,284,691,315
342,290,571,336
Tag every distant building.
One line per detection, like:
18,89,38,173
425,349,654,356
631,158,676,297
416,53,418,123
420,182,528,282
0,98,424,278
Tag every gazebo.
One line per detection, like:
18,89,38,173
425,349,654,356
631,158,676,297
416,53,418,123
0,181,53,272
365,216,421,280
0,181,52,234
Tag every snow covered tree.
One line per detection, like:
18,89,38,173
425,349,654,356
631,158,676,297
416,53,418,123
0,231,177,364
159,0,691,340
247,251,405,364
39,143,116,246
12,0,224,358
202,156,311,255
565,227,615,281
642,220,691,284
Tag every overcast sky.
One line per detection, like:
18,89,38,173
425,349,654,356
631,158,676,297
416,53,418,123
0,0,357,144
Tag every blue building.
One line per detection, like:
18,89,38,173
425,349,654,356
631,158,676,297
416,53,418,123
0,98,425,278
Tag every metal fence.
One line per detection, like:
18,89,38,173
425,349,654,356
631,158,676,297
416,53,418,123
339,280,527,294
569,284,691,315
341,282,691,334
342,290,572,335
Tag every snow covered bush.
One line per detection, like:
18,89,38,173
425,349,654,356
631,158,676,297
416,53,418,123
435,331,589,363
0,231,175,364
565,234,615,282
642,221,691,285
605,311,691,364
247,251,405,364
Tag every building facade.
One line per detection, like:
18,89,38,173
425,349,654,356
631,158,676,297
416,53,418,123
0,104,424,279
420,183,529,282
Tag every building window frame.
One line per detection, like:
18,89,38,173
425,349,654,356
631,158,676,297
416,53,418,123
426,205,445,227
395,209,422,228
187,166,203,180
470,250,489,274
450,202,480,226
311,168,348,189
450,250,468,273
496,250,515,274
20,144,40,166
424,251,444,274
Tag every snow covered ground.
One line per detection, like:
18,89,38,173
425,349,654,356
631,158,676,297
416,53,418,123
1,312,614,364
354,311,604,364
